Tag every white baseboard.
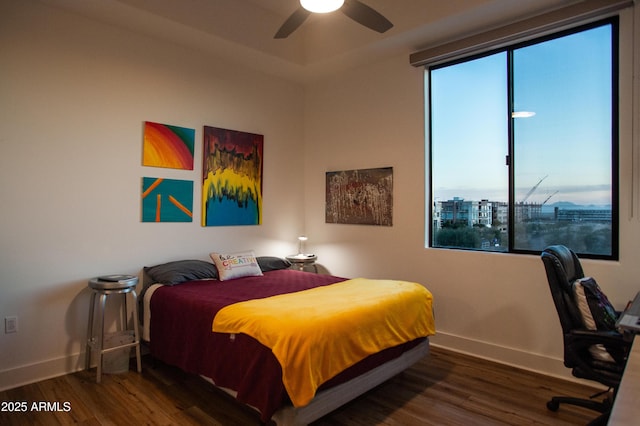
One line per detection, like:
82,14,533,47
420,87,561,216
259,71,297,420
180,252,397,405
429,332,603,388
0,334,598,392
0,352,84,392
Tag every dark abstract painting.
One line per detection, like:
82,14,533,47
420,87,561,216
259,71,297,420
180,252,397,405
202,126,263,226
326,167,393,226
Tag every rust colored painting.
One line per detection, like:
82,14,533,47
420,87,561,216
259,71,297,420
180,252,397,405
326,167,393,226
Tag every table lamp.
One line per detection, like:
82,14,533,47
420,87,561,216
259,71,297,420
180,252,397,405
298,236,308,255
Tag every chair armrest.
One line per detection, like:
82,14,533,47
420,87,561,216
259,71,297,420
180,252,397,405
567,329,629,348
564,329,630,386
566,329,631,366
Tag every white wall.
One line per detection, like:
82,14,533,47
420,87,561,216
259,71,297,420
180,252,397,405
304,7,640,379
1,0,639,391
0,1,305,389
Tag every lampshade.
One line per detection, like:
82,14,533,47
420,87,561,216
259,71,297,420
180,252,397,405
300,0,344,13
298,236,308,254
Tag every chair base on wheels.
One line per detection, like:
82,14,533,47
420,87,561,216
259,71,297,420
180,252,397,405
540,246,629,426
546,394,612,426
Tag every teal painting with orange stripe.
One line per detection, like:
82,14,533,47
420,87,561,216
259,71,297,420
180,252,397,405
143,121,195,170
142,177,193,222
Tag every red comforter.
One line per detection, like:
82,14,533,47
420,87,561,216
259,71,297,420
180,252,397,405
149,269,424,421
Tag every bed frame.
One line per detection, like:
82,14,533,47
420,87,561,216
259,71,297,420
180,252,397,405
207,338,429,425
142,279,430,425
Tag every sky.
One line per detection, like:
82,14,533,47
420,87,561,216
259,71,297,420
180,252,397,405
429,22,613,207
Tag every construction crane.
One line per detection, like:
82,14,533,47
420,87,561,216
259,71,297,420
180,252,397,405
542,190,559,206
521,175,548,203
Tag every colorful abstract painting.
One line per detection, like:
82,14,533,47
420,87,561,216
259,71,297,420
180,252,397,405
202,126,263,226
141,177,194,222
143,121,195,170
326,167,393,226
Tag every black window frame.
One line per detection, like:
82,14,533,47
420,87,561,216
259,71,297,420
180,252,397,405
427,17,619,260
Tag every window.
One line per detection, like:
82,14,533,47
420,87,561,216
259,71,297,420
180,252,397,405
428,18,618,259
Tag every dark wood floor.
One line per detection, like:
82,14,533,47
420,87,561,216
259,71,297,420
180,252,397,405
0,346,607,425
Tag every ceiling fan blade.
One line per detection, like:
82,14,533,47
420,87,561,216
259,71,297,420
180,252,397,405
341,0,393,33
274,7,311,39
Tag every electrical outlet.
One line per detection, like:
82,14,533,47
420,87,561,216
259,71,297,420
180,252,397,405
5,316,17,333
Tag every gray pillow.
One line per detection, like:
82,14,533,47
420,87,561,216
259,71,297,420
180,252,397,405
256,256,292,272
144,259,218,285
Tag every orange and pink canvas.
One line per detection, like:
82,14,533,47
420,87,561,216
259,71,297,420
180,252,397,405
143,121,195,170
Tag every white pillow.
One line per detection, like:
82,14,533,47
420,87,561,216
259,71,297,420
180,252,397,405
573,277,616,362
210,250,263,281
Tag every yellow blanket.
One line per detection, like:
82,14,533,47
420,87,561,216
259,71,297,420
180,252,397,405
212,278,435,407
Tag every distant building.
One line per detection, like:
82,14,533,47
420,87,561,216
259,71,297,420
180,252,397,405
492,201,508,232
515,202,543,222
433,198,611,230
434,197,493,228
555,208,612,222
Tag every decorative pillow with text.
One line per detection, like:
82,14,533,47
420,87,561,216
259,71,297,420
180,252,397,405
210,250,263,281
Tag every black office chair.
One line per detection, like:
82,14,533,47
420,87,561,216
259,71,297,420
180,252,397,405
541,245,630,425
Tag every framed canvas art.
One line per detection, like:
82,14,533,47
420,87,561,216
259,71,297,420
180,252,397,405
143,121,195,170
141,177,193,222
326,167,393,226
202,126,263,226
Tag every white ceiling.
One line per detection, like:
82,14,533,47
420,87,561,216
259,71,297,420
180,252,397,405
40,0,577,82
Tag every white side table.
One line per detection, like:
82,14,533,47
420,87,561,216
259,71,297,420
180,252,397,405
85,275,142,383
286,254,318,273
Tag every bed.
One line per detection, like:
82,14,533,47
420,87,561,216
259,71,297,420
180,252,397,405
141,253,435,425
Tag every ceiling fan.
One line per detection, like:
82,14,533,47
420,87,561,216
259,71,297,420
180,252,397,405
274,0,393,39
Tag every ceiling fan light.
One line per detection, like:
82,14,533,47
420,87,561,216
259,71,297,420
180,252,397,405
512,111,536,118
300,0,345,14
